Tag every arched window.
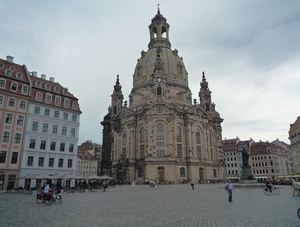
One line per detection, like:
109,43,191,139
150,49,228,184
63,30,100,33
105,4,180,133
122,131,127,146
113,106,117,114
157,87,162,95
180,167,185,177
196,129,201,144
156,123,164,140
140,127,145,143
176,126,182,142
213,169,217,177
205,103,210,111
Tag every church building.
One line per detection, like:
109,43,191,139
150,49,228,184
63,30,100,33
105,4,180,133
101,8,225,184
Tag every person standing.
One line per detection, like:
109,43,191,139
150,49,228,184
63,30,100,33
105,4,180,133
225,180,234,202
292,180,299,197
190,179,194,190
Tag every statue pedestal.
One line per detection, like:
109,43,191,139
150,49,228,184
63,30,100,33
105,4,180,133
236,166,263,187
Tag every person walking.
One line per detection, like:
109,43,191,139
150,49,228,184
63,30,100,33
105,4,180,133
190,179,194,190
225,179,234,202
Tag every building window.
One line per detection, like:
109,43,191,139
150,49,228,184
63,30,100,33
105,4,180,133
17,115,24,126
34,106,40,114
44,108,50,116
67,159,72,168
213,169,217,177
58,158,63,168
52,125,58,134
19,101,26,109
64,100,69,107
8,98,15,107
11,82,17,91
5,69,12,76
46,84,50,90
46,95,52,103
157,142,164,157
72,114,77,122
157,87,162,95
72,102,77,109
121,147,126,159
140,127,145,143
196,129,201,144
36,81,41,88
42,123,48,133
60,143,65,152
63,112,68,120
54,86,59,93
176,126,182,142
0,79,5,88
32,121,38,131
2,132,10,142
0,96,3,104
138,168,143,178
36,93,42,101
48,158,54,167
0,151,7,163
50,141,56,151
122,131,127,146
22,86,28,94
180,167,185,177
40,140,46,150
69,144,74,152
14,133,21,143
140,144,145,159
55,97,61,105
177,144,182,158
11,152,18,164
197,146,202,159
27,156,34,166
62,126,67,136
38,157,44,167
156,123,164,140
29,139,36,149
70,128,75,137
54,110,59,118
5,113,13,124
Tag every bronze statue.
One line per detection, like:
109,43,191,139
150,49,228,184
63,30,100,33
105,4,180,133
242,148,249,166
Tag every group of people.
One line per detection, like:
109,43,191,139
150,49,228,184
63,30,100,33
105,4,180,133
149,179,157,189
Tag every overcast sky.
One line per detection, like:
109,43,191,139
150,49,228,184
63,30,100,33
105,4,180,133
1,0,299,145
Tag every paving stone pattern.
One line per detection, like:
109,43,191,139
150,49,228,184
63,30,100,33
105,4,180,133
0,184,299,227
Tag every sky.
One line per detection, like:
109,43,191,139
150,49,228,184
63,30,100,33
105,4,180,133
1,0,299,145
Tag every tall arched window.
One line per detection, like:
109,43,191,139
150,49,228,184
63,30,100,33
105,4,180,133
180,167,185,177
122,130,127,158
140,127,145,143
176,126,182,142
213,169,217,177
196,128,202,159
157,87,162,95
156,123,164,157
139,127,145,159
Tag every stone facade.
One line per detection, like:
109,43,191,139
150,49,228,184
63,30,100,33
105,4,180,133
101,9,225,184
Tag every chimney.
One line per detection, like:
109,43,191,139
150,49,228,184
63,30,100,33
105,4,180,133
6,55,14,63
41,74,46,80
49,77,54,82
32,71,37,77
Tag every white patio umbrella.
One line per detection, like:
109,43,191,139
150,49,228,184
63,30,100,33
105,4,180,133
99,175,114,180
18,174,37,179
62,174,85,180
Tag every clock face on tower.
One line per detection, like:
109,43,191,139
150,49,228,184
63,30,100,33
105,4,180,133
156,77,162,83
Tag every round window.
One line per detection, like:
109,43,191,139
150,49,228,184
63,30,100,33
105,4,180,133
156,106,164,114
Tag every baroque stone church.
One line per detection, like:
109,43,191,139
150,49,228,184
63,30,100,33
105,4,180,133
101,9,225,184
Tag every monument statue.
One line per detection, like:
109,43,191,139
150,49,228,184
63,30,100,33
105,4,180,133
242,148,249,166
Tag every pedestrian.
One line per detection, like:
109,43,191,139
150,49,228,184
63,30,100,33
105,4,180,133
190,179,194,190
225,179,234,202
292,180,299,197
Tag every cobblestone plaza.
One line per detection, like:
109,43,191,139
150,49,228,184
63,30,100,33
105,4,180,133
0,184,299,227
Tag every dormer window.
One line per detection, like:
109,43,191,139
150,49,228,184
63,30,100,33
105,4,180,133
54,86,59,93
36,81,41,88
45,83,50,90
63,89,68,95
36,93,42,101
9,66,15,71
5,69,12,76
0,63,4,68
16,72,22,79
11,82,17,91
55,97,61,105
